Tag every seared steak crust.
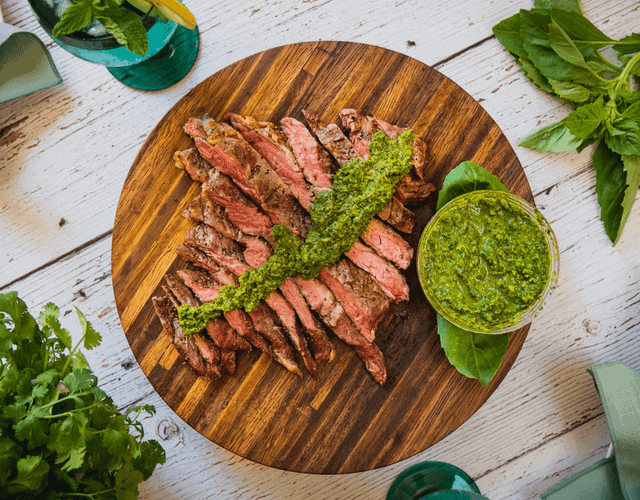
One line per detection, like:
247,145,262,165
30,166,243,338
225,113,316,210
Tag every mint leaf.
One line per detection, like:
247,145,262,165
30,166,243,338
520,120,586,152
436,161,508,211
437,315,510,387
52,0,93,37
98,7,148,57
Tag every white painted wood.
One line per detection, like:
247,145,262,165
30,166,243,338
1,0,639,498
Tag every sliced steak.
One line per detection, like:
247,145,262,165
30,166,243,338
318,259,390,342
361,219,413,270
293,276,387,385
203,168,275,245
339,108,434,205
344,241,410,302
188,226,317,377
177,268,273,357
280,116,335,190
225,113,315,210
174,148,212,183
184,115,311,237
164,274,251,352
152,294,221,379
303,109,416,233
183,194,245,244
372,116,428,182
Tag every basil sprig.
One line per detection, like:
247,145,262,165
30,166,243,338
434,162,511,388
493,0,640,245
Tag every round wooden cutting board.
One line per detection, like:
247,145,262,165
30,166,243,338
112,41,532,474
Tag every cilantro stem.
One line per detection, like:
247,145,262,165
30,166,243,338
39,389,94,409
64,488,116,498
42,401,102,419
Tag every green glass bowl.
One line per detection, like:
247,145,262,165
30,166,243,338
417,190,559,334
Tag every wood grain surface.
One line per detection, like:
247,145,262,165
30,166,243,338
111,41,533,474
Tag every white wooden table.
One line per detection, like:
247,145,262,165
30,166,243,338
1,1,639,498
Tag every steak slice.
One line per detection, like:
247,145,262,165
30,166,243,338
203,168,275,245
361,219,413,270
209,266,302,377
164,274,251,352
318,259,390,342
344,241,410,302
339,108,435,205
293,276,387,385
177,269,273,357
152,294,223,379
187,225,318,378
280,116,335,190
184,115,311,237
183,194,245,244
372,116,428,182
303,109,416,233
174,148,212,183
225,113,315,210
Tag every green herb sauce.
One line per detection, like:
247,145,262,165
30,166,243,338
421,191,551,331
178,130,416,336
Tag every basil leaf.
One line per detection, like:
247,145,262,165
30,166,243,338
561,100,607,139
593,141,640,245
548,19,598,70
614,33,640,55
437,315,510,388
518,58,554,93
493,11,528,59
605,119,640,156
533,0,582,14
548,78,592,102
519,120,585,152
436,161,508,211
545,8,613,55
622,101,640,122
520,10,593,82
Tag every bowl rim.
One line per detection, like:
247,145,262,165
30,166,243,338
417,189,560,334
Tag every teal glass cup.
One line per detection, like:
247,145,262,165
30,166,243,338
387,462,490,500
27,0,199,90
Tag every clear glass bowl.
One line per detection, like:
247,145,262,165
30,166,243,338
417,190,560,334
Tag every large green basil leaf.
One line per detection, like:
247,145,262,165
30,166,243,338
519,120,585,152
545,8,612,55
437,315,510,388
593,141,640,245
561,100,607,139
493,11,528,59
518,58,554,93
605,119,640,156
533,0,582,14
436,162,508,211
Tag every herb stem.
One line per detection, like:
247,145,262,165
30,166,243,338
594,51,622,74
615,51,640,92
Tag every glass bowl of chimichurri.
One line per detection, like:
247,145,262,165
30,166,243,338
417,190,559,334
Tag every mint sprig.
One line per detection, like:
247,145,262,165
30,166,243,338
493,0,640,245
53,0,149,56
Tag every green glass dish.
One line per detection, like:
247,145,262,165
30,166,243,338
417,190,559,334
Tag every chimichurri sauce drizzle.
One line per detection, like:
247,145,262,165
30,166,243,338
178,130,416,336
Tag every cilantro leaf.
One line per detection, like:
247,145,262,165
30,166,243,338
133,440,166,481
62,368,95,393
40,303,72,350
10,455,49,492
75,307,102,351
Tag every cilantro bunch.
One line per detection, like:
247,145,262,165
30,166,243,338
52,0,168,56
493,0,640,245
0,292,165,499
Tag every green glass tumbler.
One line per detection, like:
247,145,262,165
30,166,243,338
27,0,199,90
387,462,490,500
